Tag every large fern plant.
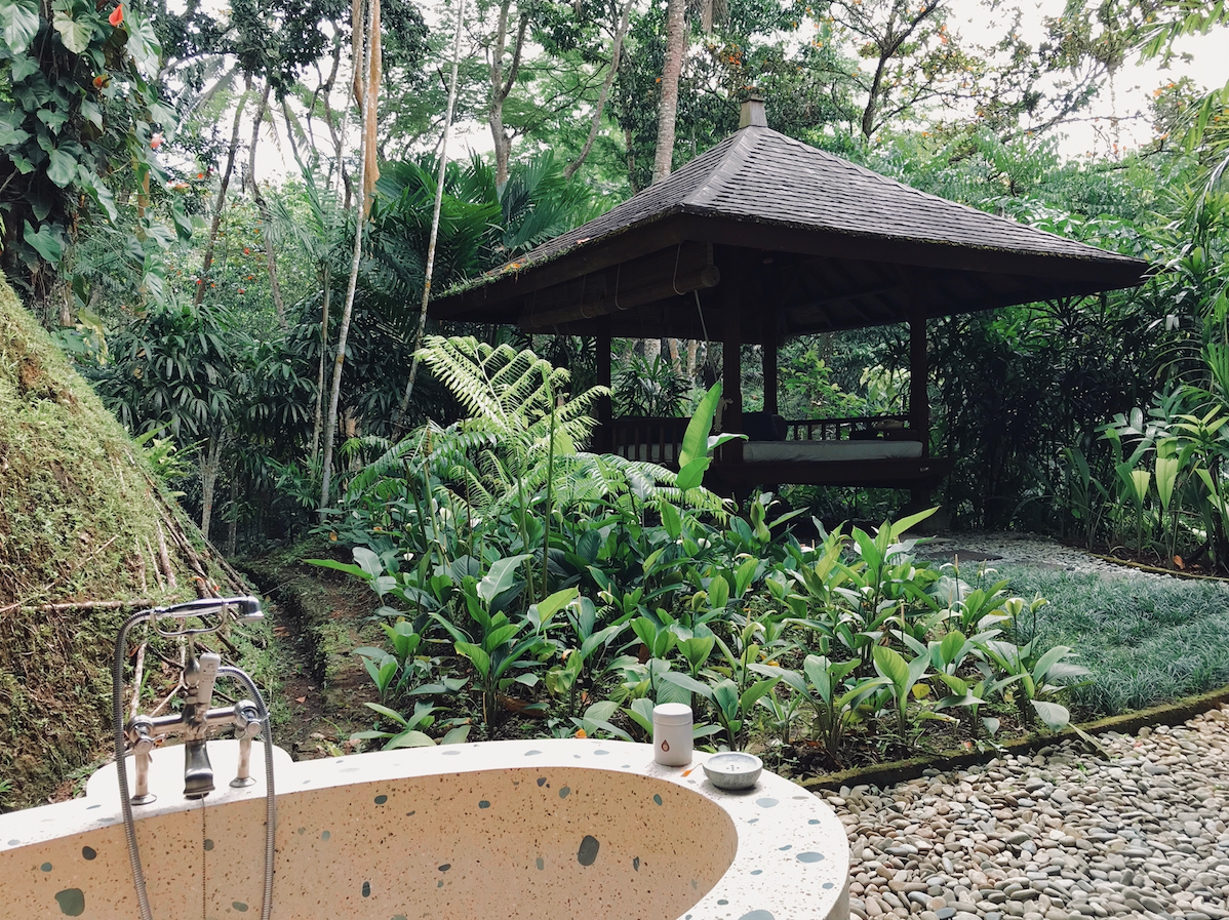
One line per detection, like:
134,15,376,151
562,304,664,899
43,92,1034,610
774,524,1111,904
340,336,729,601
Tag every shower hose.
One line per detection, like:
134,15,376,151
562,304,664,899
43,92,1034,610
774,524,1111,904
111,607,277,920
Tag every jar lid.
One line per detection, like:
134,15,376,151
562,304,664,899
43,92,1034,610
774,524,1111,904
653,703,693,724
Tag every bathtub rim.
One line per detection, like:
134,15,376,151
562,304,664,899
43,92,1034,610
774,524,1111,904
1,737,849,920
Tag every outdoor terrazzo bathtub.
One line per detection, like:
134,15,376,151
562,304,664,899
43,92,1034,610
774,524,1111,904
0,738,849,920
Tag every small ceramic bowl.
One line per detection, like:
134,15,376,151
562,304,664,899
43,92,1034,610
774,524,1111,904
702,752,763,790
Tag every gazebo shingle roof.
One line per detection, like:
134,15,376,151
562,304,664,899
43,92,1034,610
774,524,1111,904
520,126,1136,269
432,110,1150,340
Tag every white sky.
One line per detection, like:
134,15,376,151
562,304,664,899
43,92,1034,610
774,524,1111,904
253,0,1229,180
956,1,1229,159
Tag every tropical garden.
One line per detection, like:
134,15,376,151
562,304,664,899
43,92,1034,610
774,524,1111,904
2,0,1229,804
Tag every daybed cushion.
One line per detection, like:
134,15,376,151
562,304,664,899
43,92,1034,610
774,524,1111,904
742,440,923,462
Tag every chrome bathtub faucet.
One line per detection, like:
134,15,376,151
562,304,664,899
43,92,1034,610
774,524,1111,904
122,595,266,805
125,649,267,803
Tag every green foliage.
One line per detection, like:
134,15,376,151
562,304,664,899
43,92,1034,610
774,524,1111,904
0,0,185,315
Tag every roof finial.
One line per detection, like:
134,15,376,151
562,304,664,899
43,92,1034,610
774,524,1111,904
740,94,767,129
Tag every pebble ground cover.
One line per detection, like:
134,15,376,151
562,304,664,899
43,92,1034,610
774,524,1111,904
833,705,1229,920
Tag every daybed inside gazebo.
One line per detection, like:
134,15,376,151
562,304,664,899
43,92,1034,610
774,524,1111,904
430,98,1150,503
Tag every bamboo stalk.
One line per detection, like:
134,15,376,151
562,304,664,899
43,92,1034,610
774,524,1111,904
155,521,178,590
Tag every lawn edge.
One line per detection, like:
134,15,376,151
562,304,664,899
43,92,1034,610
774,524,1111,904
797,683,1229,791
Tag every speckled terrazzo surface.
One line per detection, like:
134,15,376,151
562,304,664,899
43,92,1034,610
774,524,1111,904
0,739,849,920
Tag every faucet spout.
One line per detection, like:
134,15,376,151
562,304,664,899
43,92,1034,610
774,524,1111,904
182,650,221,799
184,740,215,798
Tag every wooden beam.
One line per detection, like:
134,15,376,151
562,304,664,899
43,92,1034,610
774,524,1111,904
720,252,750,464
762,298,778,415
685,215,1149,288
909,316,929,459
430,219,692,320
596,315,612,453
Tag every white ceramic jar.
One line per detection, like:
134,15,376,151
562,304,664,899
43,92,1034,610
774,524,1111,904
652,702,693,766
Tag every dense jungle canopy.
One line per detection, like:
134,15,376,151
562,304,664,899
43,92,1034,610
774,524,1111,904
0,0,1227,562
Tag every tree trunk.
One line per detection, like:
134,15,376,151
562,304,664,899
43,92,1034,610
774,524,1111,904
199,436,223,541
488,0,528,185
226,473,239,556
320,0,376,518
196,84,249,306
247,82,287,328
310,263,331,460
652,0,687,185
564,0,635,180
351,0,382,214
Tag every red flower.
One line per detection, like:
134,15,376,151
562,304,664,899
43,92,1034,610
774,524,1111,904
109,4,123,26
150,133,163,150
243,247,250,255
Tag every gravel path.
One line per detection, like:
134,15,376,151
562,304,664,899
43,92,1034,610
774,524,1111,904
829,706,1229,920
916,532,1150,578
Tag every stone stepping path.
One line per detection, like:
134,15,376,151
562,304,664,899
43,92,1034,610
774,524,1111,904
828,705,1229,920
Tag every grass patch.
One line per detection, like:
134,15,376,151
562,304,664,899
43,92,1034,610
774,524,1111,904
998,565,1229,717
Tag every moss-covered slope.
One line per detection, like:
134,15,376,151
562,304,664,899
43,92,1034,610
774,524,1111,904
0,273,239,808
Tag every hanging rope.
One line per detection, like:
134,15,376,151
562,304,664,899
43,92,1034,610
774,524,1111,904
394,0,467,435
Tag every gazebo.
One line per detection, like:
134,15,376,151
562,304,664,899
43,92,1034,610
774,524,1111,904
430,98,1151,503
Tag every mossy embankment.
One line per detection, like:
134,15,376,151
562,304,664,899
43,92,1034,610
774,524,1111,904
0,273,244,809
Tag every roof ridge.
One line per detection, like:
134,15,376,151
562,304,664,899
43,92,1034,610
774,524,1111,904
684,127,763,209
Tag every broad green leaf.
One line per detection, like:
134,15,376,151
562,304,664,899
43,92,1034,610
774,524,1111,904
739,677,780,712
455,642,491,679
125,8,161,72
678,635,715,672
711,678,740,718
659,501,682,539
352,546,385,582
679,381,721,470
655,668,692,706
674,457,709,492
627,697,655,733
734,556,758,598
1031,700,1071,731
938,630,966,667
386,730,436,749
886,506,938,541
362,702,408,726
478,553,530,605
528,587,578,632
750,662,808,697
0,118,30,147
658,670,713,698
582,700,621,725
52,7,93,54
440,724,471,744
22,220,61,263
306,557,366,578
707,573,730,610
1155,455,1178,513
1,0,39,53
872,644,909,690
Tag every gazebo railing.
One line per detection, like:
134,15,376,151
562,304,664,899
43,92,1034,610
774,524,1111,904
609,416,690,465
785,414,912,441
610,413,917,467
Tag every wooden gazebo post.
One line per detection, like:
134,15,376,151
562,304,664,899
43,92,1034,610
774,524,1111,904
908,314,931,508
595,315,612,452
762,298,779,417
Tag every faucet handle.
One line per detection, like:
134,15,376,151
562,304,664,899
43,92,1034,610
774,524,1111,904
126,715,158,805
230,701,263,788
185,652,221,712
